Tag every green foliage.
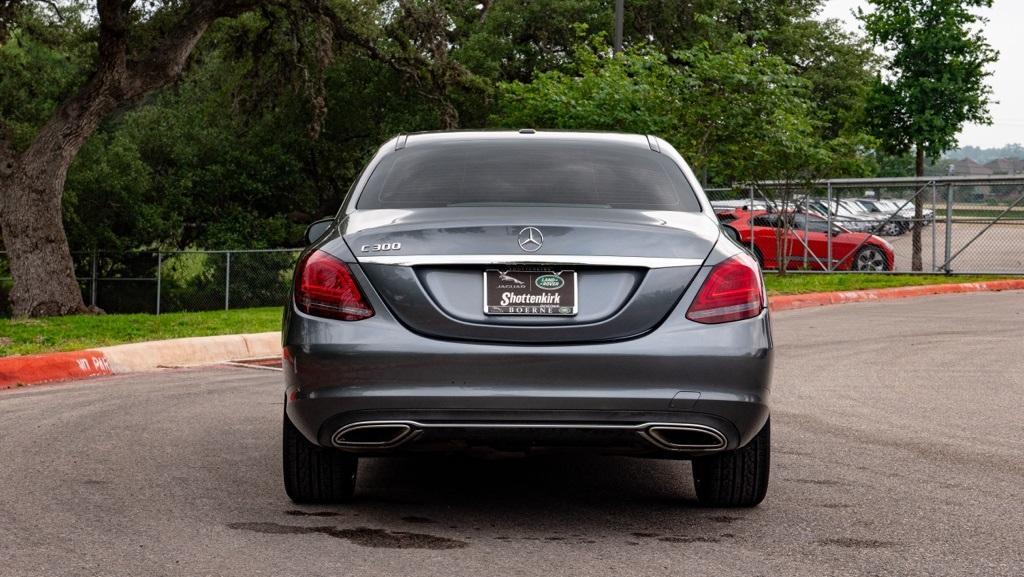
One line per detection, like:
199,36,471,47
452,0,613,82
946,144,1024,163
0,3,94,150
859,0,997,161
3,0,889,256
494,34,874,186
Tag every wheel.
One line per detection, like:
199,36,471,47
880,222,901,236
691,418,770,507
283,409,358,504
853,245,889,271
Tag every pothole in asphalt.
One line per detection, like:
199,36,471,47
227,522,468,549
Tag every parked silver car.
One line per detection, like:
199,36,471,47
282,131,773,507
800,198,888,234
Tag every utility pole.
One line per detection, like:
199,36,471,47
613,0,624,54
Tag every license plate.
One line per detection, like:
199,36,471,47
483,270,577,316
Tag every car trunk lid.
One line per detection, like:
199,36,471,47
345,207,719,343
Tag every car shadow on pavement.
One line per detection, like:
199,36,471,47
237,454,758,549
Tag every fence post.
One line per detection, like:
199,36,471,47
802,195,810,269
90,251,98,308
225,251,231,310
156,252,162,315
931,182,937,271
944,183,954,273
826,182,833,271
748,185,755,255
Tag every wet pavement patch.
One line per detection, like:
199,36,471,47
631,531,735,545
657,535,731,544
401,516,436,524
285,510,341,517
227,522,468,549
708,515,740,524
816,537,896,549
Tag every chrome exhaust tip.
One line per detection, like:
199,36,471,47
640,424,727,451
332,422,418,448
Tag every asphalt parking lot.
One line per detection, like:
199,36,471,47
888,222,1024,272
1,292,1022,577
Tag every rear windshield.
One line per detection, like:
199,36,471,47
355,140,701,211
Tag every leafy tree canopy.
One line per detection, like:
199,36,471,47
2,0,887,254
859,0,997,162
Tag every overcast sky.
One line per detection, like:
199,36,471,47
819,0,1022,149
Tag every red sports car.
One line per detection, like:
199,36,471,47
716,209,894,271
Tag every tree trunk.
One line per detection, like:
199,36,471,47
0,169,88,317
0,0,274,317
0,62,133,316
912,146,925,271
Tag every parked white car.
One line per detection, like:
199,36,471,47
799,198,890,234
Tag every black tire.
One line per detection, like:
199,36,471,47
283,410,358,504
691,418,770,507
853,245,890,271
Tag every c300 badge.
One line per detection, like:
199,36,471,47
360,242,401,252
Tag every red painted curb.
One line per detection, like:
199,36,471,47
0,350,112,390
769,279,1024,312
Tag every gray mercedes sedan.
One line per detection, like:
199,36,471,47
282,130,773,507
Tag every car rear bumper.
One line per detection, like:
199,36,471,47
283,304,773,457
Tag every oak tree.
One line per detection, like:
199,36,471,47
0,0,313,317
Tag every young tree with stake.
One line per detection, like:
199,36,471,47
858,0,997,271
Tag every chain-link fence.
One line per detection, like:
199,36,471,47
0,249,301,317
1,176,1022,316
706,175,1024,274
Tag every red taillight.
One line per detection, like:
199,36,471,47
294,250,374,321
685,253,765,324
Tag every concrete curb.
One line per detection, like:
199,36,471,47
0,332,279,390
0,350,112,389
100,332,280,373
2,279,1022,389
768,279,1024,312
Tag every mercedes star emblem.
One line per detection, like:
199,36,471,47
517,227,544,252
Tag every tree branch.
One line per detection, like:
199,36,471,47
38,0,68,23
96,0,131,71
0,0,22,42
124,0,277,101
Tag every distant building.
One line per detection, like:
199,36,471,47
948,158,994,176
983,158,1024,175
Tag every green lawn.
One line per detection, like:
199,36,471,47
1,307,282,356
949,209,1024,220
2,274,1021,356
762,273,1014,296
